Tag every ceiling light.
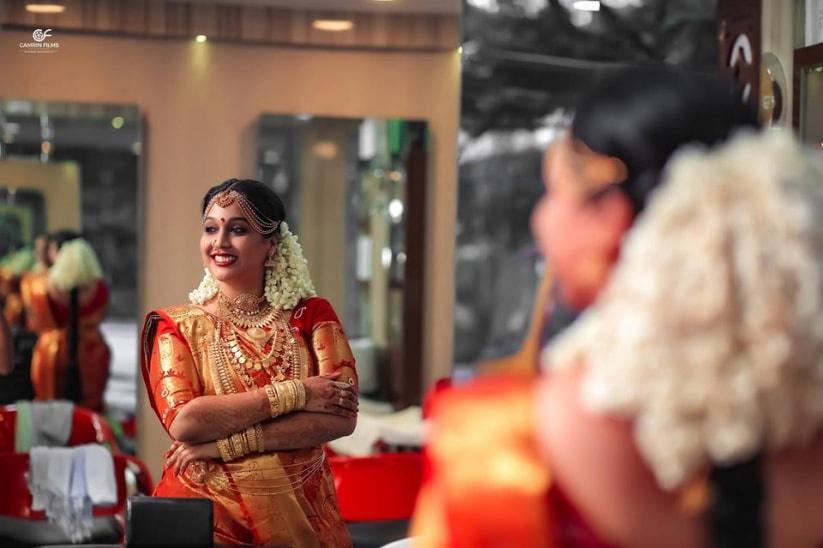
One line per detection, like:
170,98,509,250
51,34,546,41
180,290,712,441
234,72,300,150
312,19,354,32
573,1,601,11
195,34,208,43
111,116,125,130
25,2,66,13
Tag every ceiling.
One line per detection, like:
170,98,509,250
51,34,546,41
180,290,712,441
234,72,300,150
183,0,461,14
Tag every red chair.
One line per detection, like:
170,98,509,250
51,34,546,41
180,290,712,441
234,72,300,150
329,452,423,522
0,405,118,453
0,451,153,519
0,451,153,545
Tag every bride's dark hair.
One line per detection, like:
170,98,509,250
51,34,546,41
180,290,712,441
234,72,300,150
571,67,759,212
202,179,285,237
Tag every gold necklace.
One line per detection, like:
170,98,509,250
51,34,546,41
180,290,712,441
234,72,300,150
220,317,297,387
217,291,277,330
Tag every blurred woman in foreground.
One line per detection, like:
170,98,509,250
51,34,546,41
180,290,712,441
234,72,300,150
414,69,823,547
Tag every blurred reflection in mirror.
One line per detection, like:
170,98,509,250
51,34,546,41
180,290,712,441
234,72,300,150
0,100,141,445
799,62,823,149
258,115,428,406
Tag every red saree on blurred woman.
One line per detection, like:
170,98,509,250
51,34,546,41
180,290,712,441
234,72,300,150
22,273,110,411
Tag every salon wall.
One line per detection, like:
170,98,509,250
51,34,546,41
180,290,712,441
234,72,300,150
0,30,459,476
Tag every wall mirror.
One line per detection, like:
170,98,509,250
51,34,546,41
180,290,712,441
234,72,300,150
795,43,823,148
0,99,142,433
257,114,428,406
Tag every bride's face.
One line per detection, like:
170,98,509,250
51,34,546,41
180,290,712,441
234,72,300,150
200,200,275,291
531,136,633,310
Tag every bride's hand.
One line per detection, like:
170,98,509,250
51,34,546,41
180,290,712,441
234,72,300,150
302,373,358,419
165,440,219,475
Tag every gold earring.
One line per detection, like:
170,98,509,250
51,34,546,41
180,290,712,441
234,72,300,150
265,252,276,268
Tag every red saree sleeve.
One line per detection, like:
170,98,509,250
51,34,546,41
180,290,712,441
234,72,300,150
411,375,554,547
290,297,358,388
20,272,55,333
140,311,203,434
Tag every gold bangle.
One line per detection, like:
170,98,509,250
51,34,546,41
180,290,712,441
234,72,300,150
243,427,256,453
227,436,238,460
288,380,297,411
230,433,247,459
240,431,250,456
291,379,306,410
273,382,289,414
289,380,297,411
284,381,294,413
264,384,281,418
217,437,234,462
254,423,264,453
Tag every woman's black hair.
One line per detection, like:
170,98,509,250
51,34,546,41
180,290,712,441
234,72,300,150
201,178,286,237
571,67,759,212
50,229,81,250
48,228,84,403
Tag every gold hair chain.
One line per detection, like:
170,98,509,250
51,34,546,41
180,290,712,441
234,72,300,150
204,189,279,235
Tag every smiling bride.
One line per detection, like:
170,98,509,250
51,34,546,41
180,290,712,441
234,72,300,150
141,178,359,546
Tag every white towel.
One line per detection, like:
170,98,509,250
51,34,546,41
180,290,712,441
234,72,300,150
29,446,74,512
67,447,92,542
30,400,74,447
83,444,117,506
27,444,118,543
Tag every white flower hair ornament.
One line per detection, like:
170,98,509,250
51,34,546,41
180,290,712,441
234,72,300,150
263,221,316,310
545,129,823,490
49,239,104,292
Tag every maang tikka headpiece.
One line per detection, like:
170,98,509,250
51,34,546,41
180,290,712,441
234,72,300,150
204,189,280,235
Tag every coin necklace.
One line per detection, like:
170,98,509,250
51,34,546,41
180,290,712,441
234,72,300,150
216,291,296,386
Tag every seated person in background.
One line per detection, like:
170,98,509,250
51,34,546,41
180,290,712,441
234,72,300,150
27,231,111,411
413,68,823,547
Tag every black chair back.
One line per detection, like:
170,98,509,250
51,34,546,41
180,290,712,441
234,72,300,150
126,496,213,547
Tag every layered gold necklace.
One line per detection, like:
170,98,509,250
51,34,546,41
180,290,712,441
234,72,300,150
216,291,297,387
